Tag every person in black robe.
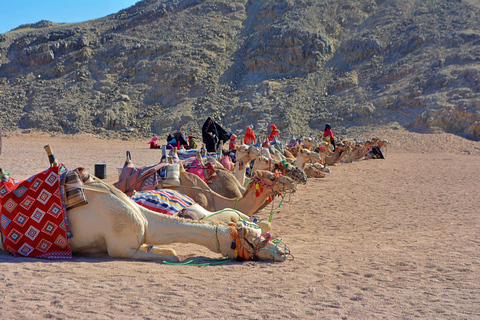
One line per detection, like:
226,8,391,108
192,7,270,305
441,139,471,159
201,117,231,152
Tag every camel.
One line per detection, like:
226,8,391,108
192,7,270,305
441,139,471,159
302,137,315,151
131,189,272,232
303,163,326,178
233,145,262,186
341,142,369,163
0,178,289,262
251,155,275,172
173,167,296,216
294,148,323,171
252,155,308,185
177,148,245,198
324,143,351,165
115,160,296,217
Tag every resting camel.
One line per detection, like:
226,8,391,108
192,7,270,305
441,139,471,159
1,178,288,262
114,160,296,217
323,143,351,165
0,156,289,263
303,163,326,178
294,148,322,170
342,142,369,163
171,148,245,198
253,155,308,185
302,137,315,151
173,167,296,216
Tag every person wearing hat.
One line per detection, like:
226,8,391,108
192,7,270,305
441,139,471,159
244,126,256,145
268,124,280,142
228,134,237,150
148,136,161,149
322,123,335,150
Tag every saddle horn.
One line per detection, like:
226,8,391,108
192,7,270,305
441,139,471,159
124,150,132,167
44,144,59,167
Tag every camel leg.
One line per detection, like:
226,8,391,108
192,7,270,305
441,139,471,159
123,247,180,262
139,244,177,256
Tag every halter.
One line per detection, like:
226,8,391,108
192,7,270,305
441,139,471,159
228,222,293,261
229,223,256,261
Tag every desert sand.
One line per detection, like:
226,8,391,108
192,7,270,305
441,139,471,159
0,128,479,319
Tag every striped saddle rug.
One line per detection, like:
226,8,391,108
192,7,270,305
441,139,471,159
131,189,195,216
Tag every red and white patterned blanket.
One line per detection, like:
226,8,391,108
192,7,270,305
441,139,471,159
0,165,73,260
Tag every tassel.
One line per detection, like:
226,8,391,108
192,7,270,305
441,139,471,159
260,186,263,193
268,195,273,203
255,190,260,197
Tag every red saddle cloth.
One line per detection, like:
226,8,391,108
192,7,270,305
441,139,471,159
0,165,73,260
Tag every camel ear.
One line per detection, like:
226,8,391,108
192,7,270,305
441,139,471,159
179,163,186,172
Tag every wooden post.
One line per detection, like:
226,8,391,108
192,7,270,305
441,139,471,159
44,144,59,167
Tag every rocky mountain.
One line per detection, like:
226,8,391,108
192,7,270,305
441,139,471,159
1,0,479,141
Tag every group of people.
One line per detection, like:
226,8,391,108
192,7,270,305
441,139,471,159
148,130,197,150
149,116,336,153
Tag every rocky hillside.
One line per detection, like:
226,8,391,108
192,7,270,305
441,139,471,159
1,0,479,141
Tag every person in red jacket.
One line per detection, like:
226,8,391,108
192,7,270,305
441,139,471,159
244,126,256,145
268,124,280,142
322,123,335,150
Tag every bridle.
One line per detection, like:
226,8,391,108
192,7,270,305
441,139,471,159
229,222,293,261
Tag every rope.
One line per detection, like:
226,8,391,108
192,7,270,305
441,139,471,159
0,172,10,179
200,209,265,232
215,224,220,252
268,194,285,223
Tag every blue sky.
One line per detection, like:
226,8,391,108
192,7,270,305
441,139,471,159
0,0,140,34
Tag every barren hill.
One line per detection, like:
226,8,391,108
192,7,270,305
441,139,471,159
1,0,479,141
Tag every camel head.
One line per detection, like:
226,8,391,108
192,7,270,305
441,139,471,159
285,165,308,185
302,137,315,150
251,156,274,171
319,142,334,153
236,145,261,161
298,148,322,163
229,221,292,262
272,161,308,185
253,170,296,195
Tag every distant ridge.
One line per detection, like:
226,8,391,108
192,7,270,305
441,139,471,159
0,0,479,141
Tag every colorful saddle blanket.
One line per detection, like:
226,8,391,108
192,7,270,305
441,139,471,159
131,189,195,216
0,165,73,259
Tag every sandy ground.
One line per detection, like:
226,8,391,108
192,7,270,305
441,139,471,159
0,128,479,319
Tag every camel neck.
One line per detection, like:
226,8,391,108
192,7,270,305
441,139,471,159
233,182,274,216
141,209,233,255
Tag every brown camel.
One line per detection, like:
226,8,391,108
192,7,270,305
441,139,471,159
168,167,296,216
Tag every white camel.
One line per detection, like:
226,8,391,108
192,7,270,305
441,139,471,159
233,145,262,186
294,148,323,170
0,178,290,262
